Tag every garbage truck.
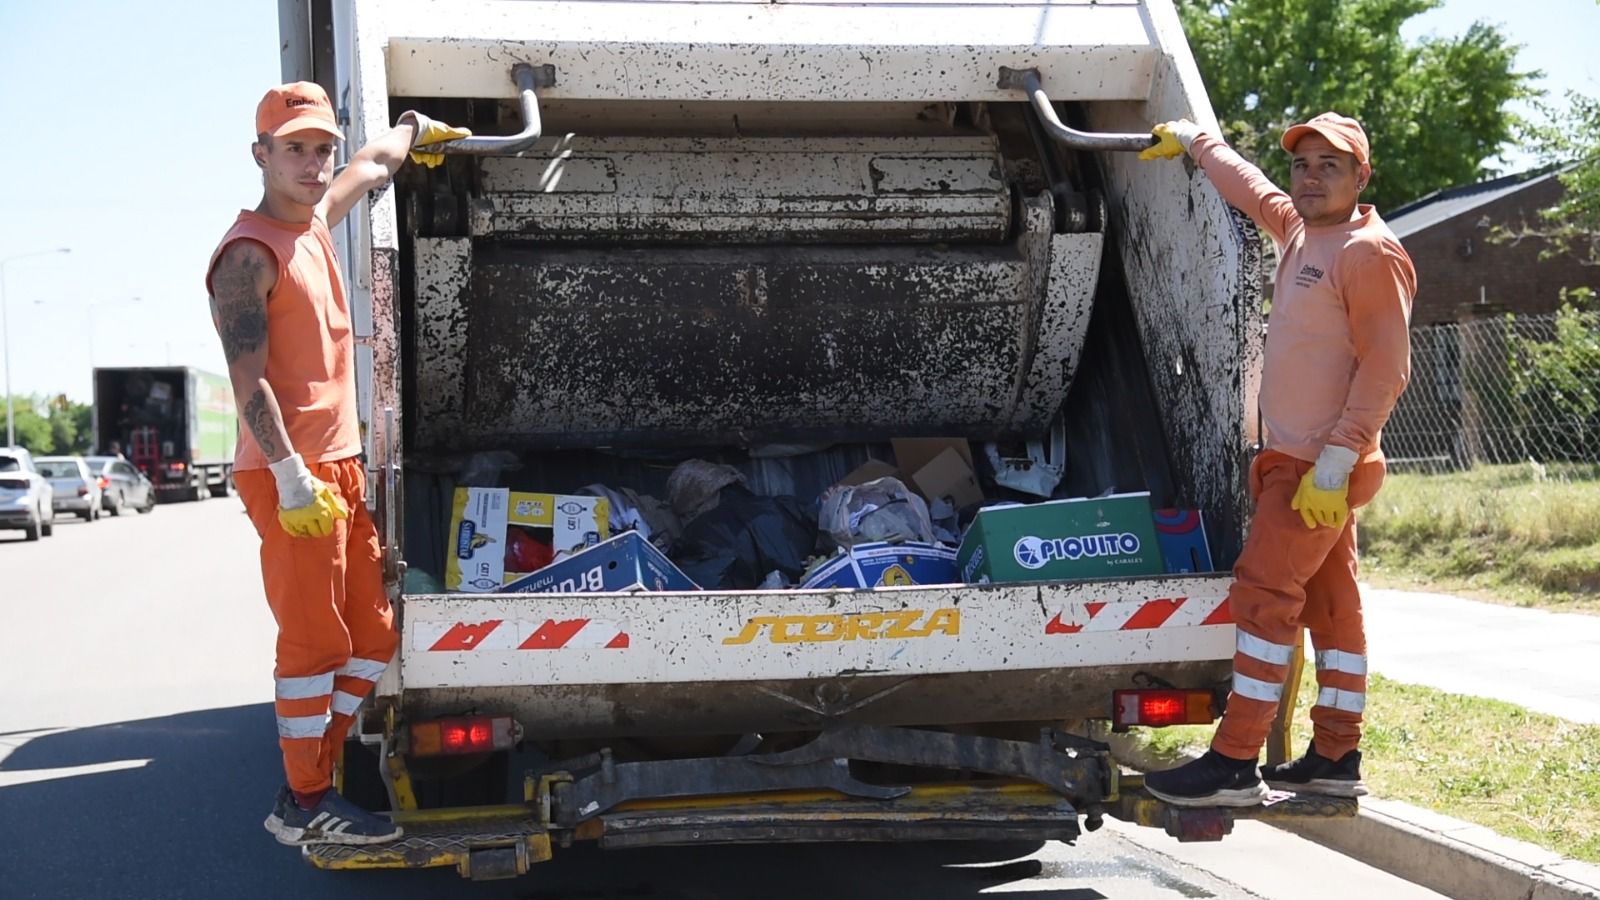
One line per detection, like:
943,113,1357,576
279,0,1346,879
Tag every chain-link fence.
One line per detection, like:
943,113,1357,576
1382,309,1600,477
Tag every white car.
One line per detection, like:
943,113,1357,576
0,447,55,541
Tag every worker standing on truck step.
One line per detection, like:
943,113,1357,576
1137,113,1416,807
204,82,468,846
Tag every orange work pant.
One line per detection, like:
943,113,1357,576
236,457,398,796
1211,449,1385,762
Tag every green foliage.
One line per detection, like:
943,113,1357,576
1505,289,1600,460
3,394,93,455
1361,461,1600,612
1175,0,1538,211
1523,91,1600,265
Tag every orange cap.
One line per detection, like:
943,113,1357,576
255,82,343,140
1281,112,1369,164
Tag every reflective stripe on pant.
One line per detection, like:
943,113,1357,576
236,457,398,796
1211,449,1383,762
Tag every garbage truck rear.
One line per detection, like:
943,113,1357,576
277,0,1347,878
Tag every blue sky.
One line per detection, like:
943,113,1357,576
2,0,1597,403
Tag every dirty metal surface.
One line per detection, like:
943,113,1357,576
377,1,1159,103
595,784,1083,849
411,194,1101,450
472,136,1011,244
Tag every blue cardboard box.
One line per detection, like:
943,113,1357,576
503,532,700,594
801,542,960,590
1153,508,1215,573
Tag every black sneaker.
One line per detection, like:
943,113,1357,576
1263,741,1369,797
263,784,290,837
1144,750,1267,808
272,789,403,846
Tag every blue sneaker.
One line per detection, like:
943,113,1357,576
1144,749,1267,808
272,789,403,846
263,784,290,837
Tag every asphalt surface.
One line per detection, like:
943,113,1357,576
0,499,1447,899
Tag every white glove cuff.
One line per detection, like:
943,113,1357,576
398,110,435,149
1170,121,1204,151
1312,445,1360,490
269,453,316,509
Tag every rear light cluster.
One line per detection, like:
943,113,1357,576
1112,689,1217,731
409,715,518,757
97,476,109,490
77,486,90,497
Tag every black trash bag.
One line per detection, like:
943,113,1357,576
672,485,818,590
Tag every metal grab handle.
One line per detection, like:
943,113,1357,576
998,67,1159,152
432,63,556,156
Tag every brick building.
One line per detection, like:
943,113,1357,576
1384,168,1596,327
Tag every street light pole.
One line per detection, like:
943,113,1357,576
1,247,72,447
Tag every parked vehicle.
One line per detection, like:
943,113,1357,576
92,367,237,502
86,455,156,516
282,0,1308,878
0,447,54,540
35,456,103,521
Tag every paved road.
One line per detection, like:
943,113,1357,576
1363,585,1600,723
0,500,1445,899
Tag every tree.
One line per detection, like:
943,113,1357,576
1521,91,1600,266
4,394,95,455
1176,0,1538,212
7,399,54,454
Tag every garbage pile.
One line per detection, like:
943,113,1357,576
435,436,1214,596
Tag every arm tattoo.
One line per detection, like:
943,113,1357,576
212,247,269,365
242,389,282,461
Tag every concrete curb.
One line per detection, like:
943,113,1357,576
1098,731,1600,900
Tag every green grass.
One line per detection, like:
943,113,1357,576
1360,462,1600,614
1133,674,1600,863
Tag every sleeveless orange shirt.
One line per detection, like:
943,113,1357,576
206,210,361,471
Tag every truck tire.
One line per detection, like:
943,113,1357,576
189,476,207,503
208,469,233,498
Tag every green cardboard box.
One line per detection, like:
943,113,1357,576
956,492,1166,584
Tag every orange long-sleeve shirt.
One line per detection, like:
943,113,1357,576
1191,133,1417,463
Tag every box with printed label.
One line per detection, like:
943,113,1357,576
445,487,609,592
801,542,960,590
1153,508,1215,573
956,492,1165,584
503,531,699,594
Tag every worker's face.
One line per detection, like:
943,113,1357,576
253,130,337,207
1289,133,1370,227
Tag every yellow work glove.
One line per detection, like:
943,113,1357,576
400,111,472,168
1139,120,1203,161
269,453,350,539
1289,445,1360,530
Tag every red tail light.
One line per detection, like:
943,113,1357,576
77,486,90,497
1112,689,1217,730
409,715,518,757
97,476,109,490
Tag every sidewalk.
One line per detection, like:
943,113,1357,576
1361,584,1600,724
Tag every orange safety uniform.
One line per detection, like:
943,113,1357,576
207,210,397,797
1189,133,1417,761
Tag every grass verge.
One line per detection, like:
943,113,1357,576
1133,673,1600,863
1360,463,1600,614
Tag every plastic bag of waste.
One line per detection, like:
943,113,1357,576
818,476,934,547
672,486,817,590
667,460,747,523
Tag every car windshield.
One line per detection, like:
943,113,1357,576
37,462,81,478
0,456,20,473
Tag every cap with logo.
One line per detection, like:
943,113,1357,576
1280,112,1369,164
255,82,343,140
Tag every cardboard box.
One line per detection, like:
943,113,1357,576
801,542,960,590
445,487,609,592
503,531,699,594
956,492,1166,584
891,438,982,509
1153,508,1215,573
